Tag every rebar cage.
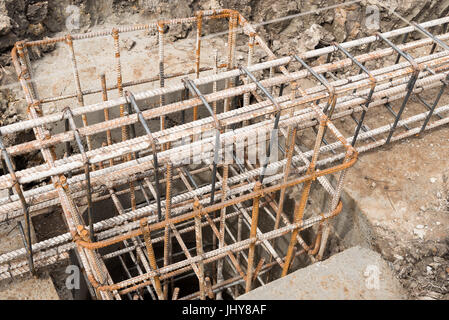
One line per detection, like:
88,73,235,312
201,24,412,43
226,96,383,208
1,7,449,300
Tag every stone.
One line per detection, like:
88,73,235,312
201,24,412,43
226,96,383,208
26,2,48,24
0,32,17,52
27,23,45,37
426,266,433,275
393,254,403,261
0,14,11,36
122,39,136,51
332,7,347,43
303,24,322,50
413,227,426,240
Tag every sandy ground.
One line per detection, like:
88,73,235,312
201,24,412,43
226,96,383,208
344,122,449,299
26,25,228,111
0,210,61,300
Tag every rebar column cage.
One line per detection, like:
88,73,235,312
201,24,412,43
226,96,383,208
1,8,449,300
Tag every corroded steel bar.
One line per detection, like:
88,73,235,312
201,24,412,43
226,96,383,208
245,182,262,293
0,135,34,275
126,91,163,221
281,116,326,276
182,78,221,204
1,56,446,196
377,33,420,144
64,107,95,241
420,73,449,132
194,201,206,300
13,43,115,300
0,73,446,222
239,66,282,183
100,74,113,150
216,164,228,300
65,35,92,152
163,162,172,299
2,101,448,279
0,74,445,223
4,33,449,139
3,9,449,300
332,42,376,147
158,22,166,140
140,219,164,300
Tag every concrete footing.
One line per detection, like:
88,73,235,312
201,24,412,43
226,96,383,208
237,246,407,300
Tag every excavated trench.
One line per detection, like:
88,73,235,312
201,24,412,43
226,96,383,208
27,173,376,300
2,0,449,300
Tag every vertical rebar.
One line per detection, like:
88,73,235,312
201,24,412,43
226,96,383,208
194,200,206,300
216,164,228,300
100,74,113,150
158,22,166,149
245,181,262,293
163,162,172,299
224,11,237,114
274,82,298,233
194,12,203,122
0,136,34,275
65,35,92,152
112,28,137,211
172,287,180,300
281,117,326,276
243,34,255,127
140,218,165,300
213,49,218,115
420,75,448,132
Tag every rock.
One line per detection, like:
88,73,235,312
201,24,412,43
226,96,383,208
27,23,45,37
122,39,136,51
167,24,191,42
430,177,437,183
429,262,441,269
0,14,11,36
434,257,445,263
303,24,322,50
413,227,426,240
393,254,403,261
0,32,17,51
418,295,436,300
332,7,347,43
421,291,442,300
426,266,433,275
40,37,56,53
26,2,48,24
346,7,362,39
